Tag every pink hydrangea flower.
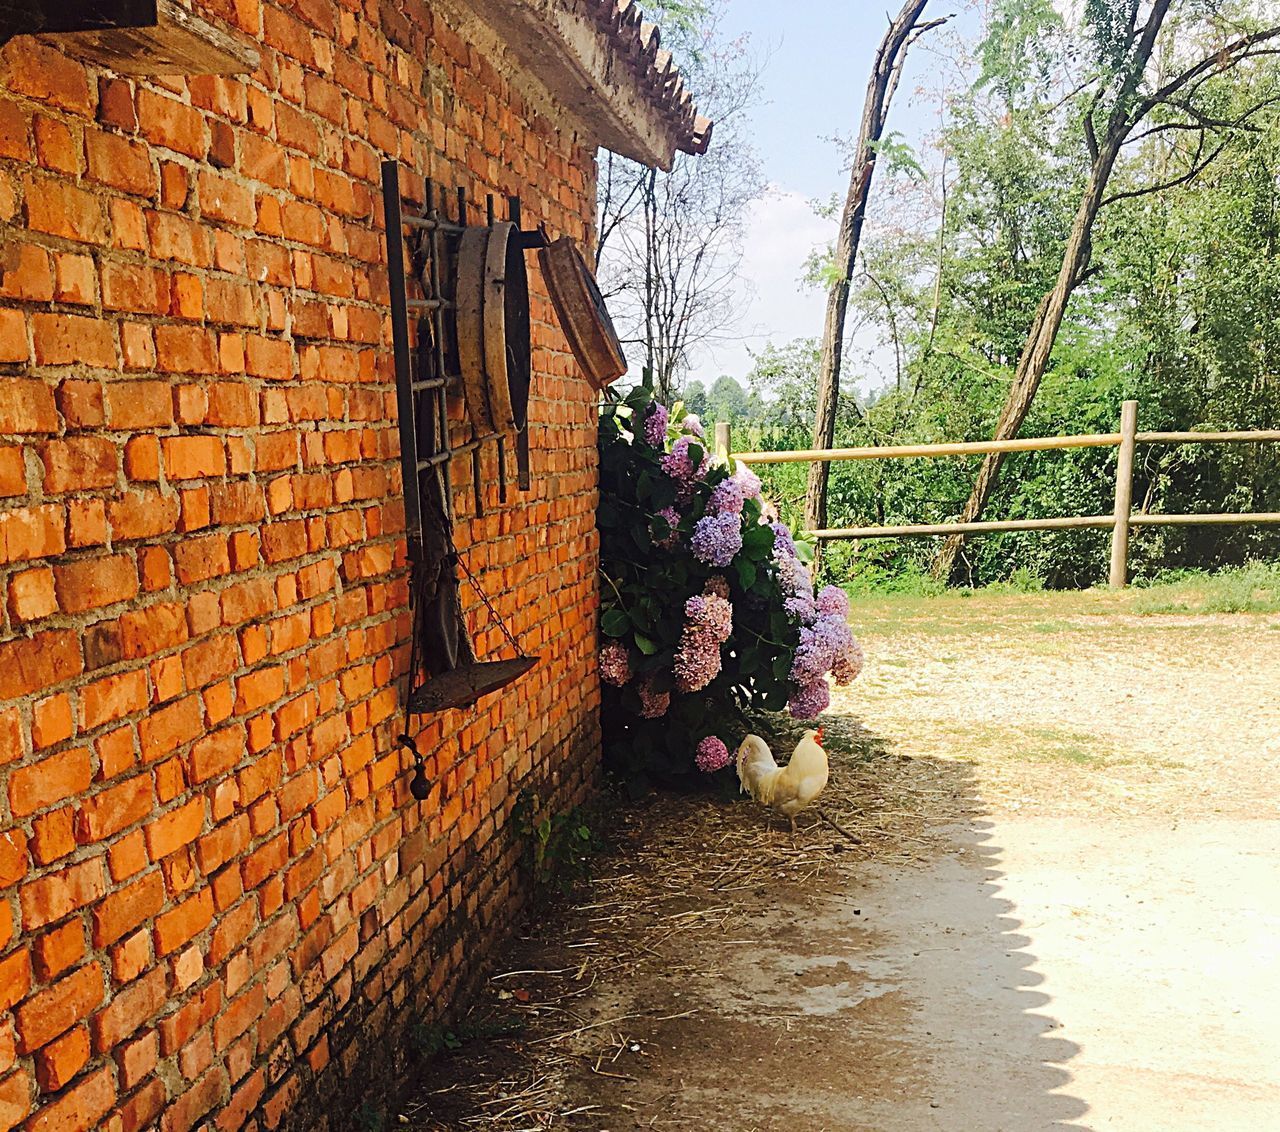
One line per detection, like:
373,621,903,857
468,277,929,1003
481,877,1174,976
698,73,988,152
599,640,632,686
684,593,732,644
637,675,670,719
682,413,705,438
695,735,732,773
832,637,864,684
704,575,730,599
733,466,762,499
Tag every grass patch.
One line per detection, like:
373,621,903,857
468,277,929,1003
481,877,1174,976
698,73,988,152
940,722,1119,768
1134,561,1280,615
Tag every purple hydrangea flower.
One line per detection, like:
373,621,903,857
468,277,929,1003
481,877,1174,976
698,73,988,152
637,675,670,719
775,554,817,624
816,585,850,619
691,511,743,567
653,506,681,548
643,402,669,447
599,640,632,687
660,435,709,492
695,735,732,773
708,477,745,515
788,678,830,720
770,522,797,558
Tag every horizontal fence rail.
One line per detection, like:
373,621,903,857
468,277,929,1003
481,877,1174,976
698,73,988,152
713,404,1280,587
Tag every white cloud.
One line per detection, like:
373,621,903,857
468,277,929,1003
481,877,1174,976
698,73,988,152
683,186,834,384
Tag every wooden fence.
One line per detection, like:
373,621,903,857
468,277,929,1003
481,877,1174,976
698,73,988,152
713,401,1280,587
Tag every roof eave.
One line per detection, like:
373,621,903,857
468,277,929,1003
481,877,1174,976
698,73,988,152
459,0,710,170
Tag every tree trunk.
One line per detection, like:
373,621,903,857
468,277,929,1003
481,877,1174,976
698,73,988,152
804,0,937,533
931,1,1173,583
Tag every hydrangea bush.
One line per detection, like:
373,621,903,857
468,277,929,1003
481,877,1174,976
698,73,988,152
598,387,863,786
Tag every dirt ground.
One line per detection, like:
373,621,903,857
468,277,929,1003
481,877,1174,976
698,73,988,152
400,589,1280,1131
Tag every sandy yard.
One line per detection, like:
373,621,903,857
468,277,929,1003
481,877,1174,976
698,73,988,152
400,588,1280,1131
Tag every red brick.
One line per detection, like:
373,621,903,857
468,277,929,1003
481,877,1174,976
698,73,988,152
145,798,204,861
0,96,30,160
32,312,116,369
14,962,103,1053
24,178,107,245
124,435,160,481
0,829,26,888
154,886,213,956
0,629,80,700
108,491,181,542
163,435,226,480
33,921,84,982
0,40,93,114
90,965,166,1052
28,810,75,868
0,1068,31,1130
80,669,147,731
0,446,24,496
0,380,58,434
85,129,155,196
114,1028,157,1089
137,89,205,158
96,77,136,130
0,308,26,364
91,870,163,947
39,436,116,493
0,950,30,1011
0,245,54,303
75,775,153,844
161,1066,225,1132
54,553,137,613
101,263,169,316
33,1025,89,1092
9,748,92,818
0,505,67,566
20,858,104,932
8,567,57,623
55,378,104,427
24,1065,113,1132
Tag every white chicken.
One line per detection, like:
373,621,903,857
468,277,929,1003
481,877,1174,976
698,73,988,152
736,729,829,835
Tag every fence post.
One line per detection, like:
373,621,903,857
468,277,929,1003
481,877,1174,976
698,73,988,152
1109,399,1139,587
714,421,731,460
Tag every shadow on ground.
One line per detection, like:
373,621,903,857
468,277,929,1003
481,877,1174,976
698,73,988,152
399,722,1089,1131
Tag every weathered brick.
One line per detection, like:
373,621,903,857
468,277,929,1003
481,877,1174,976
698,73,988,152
145,798,204,861
20,858,105,931
0,380,58,434
163,435,225,480
34,1025,89,1091
24,1064,113,1132
90,964,166,1052
91,870,163,947
9,748,92,818
75,775,153,844
54,553,138,613
14,962,103,1053
154,886,214,956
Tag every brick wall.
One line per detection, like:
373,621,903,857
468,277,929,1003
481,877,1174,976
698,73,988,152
0,1,604,1128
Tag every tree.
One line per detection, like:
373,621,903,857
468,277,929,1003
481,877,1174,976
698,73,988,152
932,1,1280,581
804,1,946,533
596,0,764,403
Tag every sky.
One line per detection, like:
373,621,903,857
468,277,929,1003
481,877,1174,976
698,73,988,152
681,0,984,390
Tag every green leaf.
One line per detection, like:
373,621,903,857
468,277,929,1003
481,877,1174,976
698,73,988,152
735,558,757,589
633,633,659,656
601,609,630,637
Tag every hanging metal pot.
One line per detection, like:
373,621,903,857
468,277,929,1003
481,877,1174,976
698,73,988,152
456,221,532,435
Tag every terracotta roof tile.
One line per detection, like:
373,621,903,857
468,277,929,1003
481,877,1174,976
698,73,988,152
587,0,712,155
